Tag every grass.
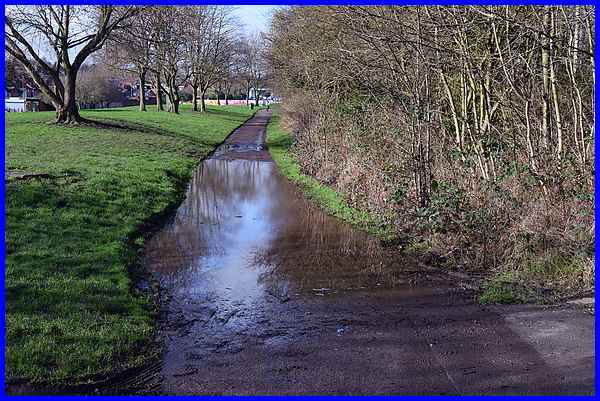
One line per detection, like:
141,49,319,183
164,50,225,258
479,272,526,305
265,107,585,306
265,106,393,240
5,104,254,384
479,251,592,304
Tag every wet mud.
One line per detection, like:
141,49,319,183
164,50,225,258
139,110,593,395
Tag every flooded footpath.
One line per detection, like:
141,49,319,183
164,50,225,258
141,110,594,395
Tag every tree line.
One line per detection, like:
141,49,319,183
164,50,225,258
268,6,594,286
5,6,268,123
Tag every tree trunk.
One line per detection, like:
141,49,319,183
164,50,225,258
254,85,259,106
165,73,179,114
56,102,81,124
200,90,207,112
167,87,179,114
139,70,147,112
155,72,164,111
549,11,563,160
167,95,179,113
192,84,199,112
55,72,82,123
541,9,551,149
225,86,230,105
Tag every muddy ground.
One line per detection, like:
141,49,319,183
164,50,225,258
137,110,594,395
9,110,593,395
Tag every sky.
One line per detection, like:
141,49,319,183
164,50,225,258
232,5,280,35
15,5,282,62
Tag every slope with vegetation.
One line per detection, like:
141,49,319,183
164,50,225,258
5,105,254,384
266,106,393,239
268,6,594,303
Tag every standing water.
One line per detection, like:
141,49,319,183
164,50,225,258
141,110,573,395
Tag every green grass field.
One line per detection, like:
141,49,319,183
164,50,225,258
265,106,392,239
5,104,254,384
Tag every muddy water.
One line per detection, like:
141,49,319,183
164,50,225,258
142,110,582,395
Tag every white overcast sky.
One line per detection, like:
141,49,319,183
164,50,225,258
232,5,279,35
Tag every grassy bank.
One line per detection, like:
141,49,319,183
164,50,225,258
5,104,254,384
266,106,593,305
266,106,393,240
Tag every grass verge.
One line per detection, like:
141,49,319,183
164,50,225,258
479,251,593,304
5,104,254,384
266,107,592,306
265,106,393,240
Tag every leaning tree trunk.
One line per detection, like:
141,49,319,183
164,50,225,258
139,70,147,112
200,90,207,112
155,72,164,111
192,84,199,111
167,88,179,114
55,72,82,123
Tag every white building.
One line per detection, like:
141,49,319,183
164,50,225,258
249,87,268,101
5,88,40,112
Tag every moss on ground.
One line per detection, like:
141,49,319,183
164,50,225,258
479,251,592,304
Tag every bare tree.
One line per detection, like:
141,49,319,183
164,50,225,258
76,63,124,109
5,6,137,123
188,6,237,112
103,7,154,111
152,6,193,114
239,33,268,107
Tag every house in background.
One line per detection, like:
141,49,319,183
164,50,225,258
5,86,41,112
119,79,157,105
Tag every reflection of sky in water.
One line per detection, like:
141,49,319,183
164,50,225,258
146,159,279,309
144,153,400,307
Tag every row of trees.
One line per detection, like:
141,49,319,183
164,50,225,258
5,6,269,123
269,6,594,278
271,6,594,201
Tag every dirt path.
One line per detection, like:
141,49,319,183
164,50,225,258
140,109,594,395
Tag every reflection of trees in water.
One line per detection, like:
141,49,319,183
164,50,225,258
255,177,406,292
143,156,412,295
144,159,275,279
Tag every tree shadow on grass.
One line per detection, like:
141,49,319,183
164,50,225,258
76,117,216,149
80,109,253,148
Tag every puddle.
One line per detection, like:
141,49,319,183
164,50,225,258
143,113,425,311
142,110,434,390
142,110,556,395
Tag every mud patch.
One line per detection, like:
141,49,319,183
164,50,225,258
140,109,594,395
